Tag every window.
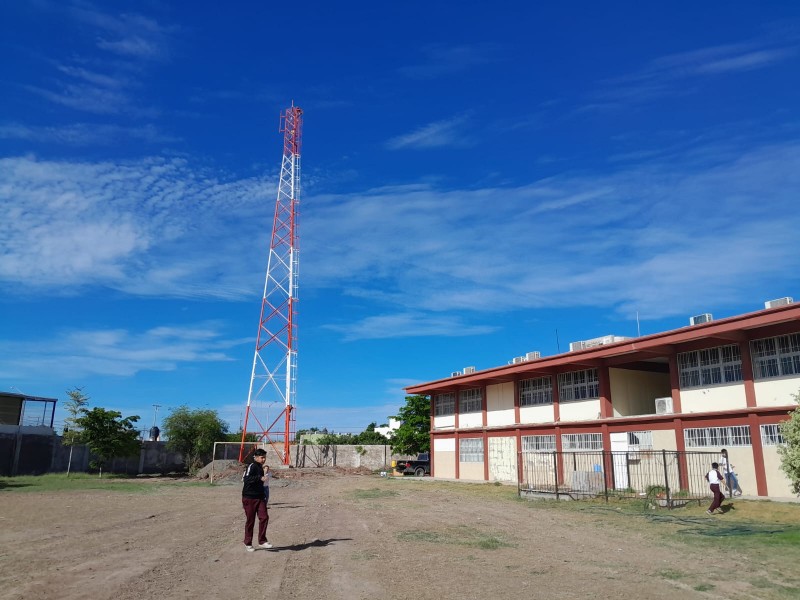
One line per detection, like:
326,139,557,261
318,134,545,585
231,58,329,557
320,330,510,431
561,433,602,451
434,393,455,416
751,334,800,379
521,435,556,451
519,377,553,406
684,426,752,447
459,388,482,413
678,345,743,389
627,430,653,450
760,424,785,446
459,437,484,462
558,369,599,402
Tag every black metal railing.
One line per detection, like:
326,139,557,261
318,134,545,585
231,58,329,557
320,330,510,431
518,450,718,507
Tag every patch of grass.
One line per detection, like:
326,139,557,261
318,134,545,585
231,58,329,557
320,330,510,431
350,487,398,499
658,569,686,580
0,473,202,494
693,583,714,592
396,525,513,550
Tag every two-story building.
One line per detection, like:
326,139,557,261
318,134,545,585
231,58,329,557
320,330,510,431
405,299,799,498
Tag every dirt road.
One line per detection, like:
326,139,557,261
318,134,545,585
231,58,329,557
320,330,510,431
0,470,797,600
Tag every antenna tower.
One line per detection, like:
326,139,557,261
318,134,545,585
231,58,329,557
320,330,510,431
239,104,302,465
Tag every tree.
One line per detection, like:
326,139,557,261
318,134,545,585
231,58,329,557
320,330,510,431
76,408,141,477
778,389,800,495
162,405,229,472
389,395,430,455
63,387,90,476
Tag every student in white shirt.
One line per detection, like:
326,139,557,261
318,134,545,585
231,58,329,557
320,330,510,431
705,462,725,515
720,448,742,496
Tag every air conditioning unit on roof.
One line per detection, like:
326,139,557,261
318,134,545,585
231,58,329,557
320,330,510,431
569,341,586,352
463,366,476,374
689,313,713,326
450,371,461,377
655,397,673,415
511,356,526,365
526,351,541,360
765,297,793,309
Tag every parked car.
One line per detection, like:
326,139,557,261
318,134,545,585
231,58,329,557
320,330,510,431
394,452,430,476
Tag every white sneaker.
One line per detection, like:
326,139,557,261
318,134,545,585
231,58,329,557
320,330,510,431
259,541,273,549
245,545,255,552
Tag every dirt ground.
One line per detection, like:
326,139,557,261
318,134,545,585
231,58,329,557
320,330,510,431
1,468,798,600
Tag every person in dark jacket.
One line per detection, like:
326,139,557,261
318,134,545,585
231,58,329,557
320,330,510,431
242,448,272,551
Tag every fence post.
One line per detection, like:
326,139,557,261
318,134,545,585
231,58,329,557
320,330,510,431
603,451,609,503
553,451,559,501
662,449,671,508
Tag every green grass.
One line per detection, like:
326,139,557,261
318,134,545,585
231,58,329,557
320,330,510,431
693,583,714,592
350,487,398,499
658,568,686,580
0,473,204,494
396,525,513,550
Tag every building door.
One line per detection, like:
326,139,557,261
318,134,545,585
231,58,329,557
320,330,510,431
610,432,629,489
489,437,517,482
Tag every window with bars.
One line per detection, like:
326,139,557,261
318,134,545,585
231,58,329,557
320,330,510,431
521,434,556,451
678,345,743,389
627,430,653,450
684,426,752,447
558,369,599,402
561,433,603,451
459,388,482,413
519,376,553,406
434,393,455,416
760,424,785,446
751,334,800,380
459,437,484,462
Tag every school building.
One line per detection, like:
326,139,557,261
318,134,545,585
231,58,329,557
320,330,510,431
405,299,799,498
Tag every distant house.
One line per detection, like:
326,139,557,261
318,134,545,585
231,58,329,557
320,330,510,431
0,391,58,476
406,299,800,498
375,417,401,439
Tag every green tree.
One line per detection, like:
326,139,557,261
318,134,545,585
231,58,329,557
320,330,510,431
62,387,90,477
389,395,430,455
75,407,141,477
162,405,229,472
778,389,800,495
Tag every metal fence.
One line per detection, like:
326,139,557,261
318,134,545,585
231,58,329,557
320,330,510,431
519,450,719,507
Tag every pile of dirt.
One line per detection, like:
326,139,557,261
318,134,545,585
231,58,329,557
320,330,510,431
195,459,243,482
269,465,376,479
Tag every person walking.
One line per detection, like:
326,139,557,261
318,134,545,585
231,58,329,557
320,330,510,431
720,449,742,496
706,461,725,515
242,448,272,551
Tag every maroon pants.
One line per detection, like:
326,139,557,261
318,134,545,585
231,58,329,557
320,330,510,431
242,497,269,546
708,484,725,511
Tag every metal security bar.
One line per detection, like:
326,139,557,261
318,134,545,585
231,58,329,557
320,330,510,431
519,450,719,507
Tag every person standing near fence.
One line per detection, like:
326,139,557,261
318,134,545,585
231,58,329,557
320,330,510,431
705,462,725,515
720,449,742,496
241,449,272,551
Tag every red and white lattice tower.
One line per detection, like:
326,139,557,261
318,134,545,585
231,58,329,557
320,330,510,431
239,105,302,464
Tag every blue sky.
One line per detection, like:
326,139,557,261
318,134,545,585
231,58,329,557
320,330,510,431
1,2,799,434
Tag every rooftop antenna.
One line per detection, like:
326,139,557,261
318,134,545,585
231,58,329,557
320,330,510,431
555,329,561,353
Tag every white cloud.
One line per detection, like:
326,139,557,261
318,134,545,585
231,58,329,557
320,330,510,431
385,115,472,150
323,313,498,342
0,322,239,380
398,43,498,79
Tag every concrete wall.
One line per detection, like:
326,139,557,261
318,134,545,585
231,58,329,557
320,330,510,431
0,427,185,476
762,445,794,497
433,415,455,429
560,399,600,422
488,436,517,482
486,382,515,427
291,444,402,470
519,403,555,424
459,412,482,428
755,378,800,407
433,437,456,478
680,385,747,413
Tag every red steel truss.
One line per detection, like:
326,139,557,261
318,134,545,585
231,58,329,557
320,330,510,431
239,105,302,464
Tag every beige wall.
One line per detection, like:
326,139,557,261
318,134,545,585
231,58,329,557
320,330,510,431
652,429,678,451
460,412,483,429
433,415,455,430
487,382,515,426
762,445,794,498
459,460,484,481
519,404,555,424
433,437,456,479
488,436,517,482
680,385,747,413
560,399,600,422
754,378,800,407
609,368,671,417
